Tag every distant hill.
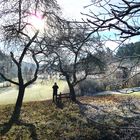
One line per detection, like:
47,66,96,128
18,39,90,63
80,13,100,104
0,51,36,82
0,50,7,60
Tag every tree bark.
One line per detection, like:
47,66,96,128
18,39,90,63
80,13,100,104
66,76,76,101
9,85,25,123
69,84,76,101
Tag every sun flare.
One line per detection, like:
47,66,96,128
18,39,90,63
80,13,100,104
29,14,45,30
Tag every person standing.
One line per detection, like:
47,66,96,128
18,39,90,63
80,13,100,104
52,82,59,102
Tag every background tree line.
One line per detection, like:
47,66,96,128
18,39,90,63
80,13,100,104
116,41,140,58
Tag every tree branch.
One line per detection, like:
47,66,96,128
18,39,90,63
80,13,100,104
19,31,39,64
0,73,19,85
24,53,39,87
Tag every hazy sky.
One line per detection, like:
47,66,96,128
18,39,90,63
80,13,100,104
57,0,91,20
56,0,120,20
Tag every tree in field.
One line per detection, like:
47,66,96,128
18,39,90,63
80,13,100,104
42,23,105,101
0,0,60,125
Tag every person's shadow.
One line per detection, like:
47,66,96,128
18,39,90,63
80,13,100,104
56,101,64,109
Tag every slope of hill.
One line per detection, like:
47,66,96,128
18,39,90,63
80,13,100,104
0,95,140,139
0,100,95,140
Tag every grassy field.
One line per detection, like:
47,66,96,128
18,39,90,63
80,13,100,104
0,80,68,105
0,79,140,139
0,79,140,105
0,100,94,140
0,95,139,139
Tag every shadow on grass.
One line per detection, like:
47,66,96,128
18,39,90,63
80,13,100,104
76,97,140,139
0,120,38,140
56,101,64,109
55,97,72,109
17,121,38,140
0,121,13,135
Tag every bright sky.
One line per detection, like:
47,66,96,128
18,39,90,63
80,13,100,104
57,0,91,20
57,0,140,51
56,0,120,20
57,0,119,50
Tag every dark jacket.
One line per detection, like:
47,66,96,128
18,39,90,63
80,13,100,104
52,85,58,95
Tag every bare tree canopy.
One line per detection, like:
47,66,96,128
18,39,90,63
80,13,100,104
83,0,140,38
41,22,105,101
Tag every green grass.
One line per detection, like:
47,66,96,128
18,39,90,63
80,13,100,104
0,80,68,105
0,79,140,139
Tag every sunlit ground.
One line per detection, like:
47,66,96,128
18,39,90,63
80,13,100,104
0,80,68,105
0,79,140,105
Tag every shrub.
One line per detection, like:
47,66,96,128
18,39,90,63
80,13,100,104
127,74,140,88
78,79,106,96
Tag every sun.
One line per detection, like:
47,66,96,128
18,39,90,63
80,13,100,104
29,13,45,30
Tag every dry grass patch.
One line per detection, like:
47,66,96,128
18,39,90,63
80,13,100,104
0,95,140,139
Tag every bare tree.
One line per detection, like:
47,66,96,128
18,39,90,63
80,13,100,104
42,22,105,101
84,0,140,38
0,0,60,125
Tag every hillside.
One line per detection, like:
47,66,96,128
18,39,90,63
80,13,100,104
0,95,140,140
0,51,7,60
0,99,94,140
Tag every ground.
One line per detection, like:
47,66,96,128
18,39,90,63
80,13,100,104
0,80,140,139
0,100,93,140
0,94,140,139
79,95,140,139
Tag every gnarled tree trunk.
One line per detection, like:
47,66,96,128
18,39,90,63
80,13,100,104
66,76,76,102
9,85,25,123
